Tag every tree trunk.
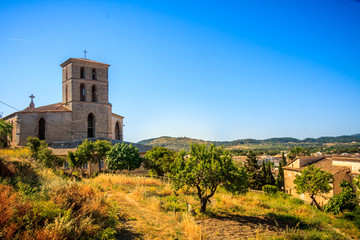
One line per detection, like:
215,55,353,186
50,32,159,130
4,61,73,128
310,195,323,211
200,197,208,213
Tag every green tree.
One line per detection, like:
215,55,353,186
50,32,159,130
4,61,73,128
144,146,176,176
106,142,142,172
324,180,358,215
265,161,275,185
170,143,247,213
276,162,285,191
294,165,333,210
68,139,112,172
0,119,13,148
288,146,309,161
244,151,263,190
26,137,64,169
281,152,287,166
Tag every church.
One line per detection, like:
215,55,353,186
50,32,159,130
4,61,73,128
3,58,125,147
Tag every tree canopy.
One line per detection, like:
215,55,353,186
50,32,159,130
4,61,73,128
294,165,333,210
106,142,142,172
0,119,13,148
169,143,247,213
144,146,176,176
68,139,111,172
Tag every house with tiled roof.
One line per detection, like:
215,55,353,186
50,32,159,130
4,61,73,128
284,155,360,206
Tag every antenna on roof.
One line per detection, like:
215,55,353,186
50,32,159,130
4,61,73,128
83,50,87,59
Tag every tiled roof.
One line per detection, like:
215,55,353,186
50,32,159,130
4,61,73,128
309,158,350,174
3,103,71,119
331,156,360,162
60,58,110,67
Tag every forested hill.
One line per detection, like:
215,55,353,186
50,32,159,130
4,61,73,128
138,134,360,151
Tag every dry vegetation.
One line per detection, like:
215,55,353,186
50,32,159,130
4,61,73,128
1,148,360,239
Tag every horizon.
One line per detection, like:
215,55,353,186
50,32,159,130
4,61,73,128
1,0,360,142
137,133,360,143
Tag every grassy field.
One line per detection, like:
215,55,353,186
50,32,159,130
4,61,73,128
1,148,360,239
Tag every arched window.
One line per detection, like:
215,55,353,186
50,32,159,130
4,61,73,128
38,118,46,140
66,68,68,79
80,83,85,101
91,85,96,102
115,122,121,140
87,113,95,138
80,67,85,78
92,68,97,80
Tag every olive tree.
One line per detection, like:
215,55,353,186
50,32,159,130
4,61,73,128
294,165,333,210
170,143,247,213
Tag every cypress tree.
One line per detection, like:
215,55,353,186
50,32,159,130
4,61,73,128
277,162,285,191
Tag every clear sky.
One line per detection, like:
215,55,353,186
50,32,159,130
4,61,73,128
1,0,359,143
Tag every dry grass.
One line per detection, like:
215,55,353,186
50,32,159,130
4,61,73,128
181,213,203,240
92,173,164,188
0,147,31,160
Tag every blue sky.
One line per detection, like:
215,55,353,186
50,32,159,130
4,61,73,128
1,0,359,142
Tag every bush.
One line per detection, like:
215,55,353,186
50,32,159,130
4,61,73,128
262,185,278,196
324,180,358,215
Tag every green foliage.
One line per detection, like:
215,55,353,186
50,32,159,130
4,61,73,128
262,184,278,196
68,139,111,172
169,143,247,213
288,146,309,161
324,180,358,215
26,137,64,169
276,162,285,191
26,136,42,159
106,142,142,171
0,119,13,148
294,165,333,210
244,151,263,190
144,146,176,176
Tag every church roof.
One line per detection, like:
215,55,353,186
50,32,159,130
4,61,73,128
3,103,71,119
60,58,111,67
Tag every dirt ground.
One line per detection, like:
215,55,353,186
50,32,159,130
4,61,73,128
197,215,284,240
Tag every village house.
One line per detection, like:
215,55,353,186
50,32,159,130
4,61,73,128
284,155,360,206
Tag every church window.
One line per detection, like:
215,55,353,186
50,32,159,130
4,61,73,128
87,113,95,138
92,85,97,102
92,68,97,80
115,122,121,140
38,118,46,140
80,83,85,101
100,160,104,169
66,83,68,102
80,67,85,78
66,68,68,79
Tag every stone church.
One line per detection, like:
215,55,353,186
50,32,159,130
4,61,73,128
3,58,124,146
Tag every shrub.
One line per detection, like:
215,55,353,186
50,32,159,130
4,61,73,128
262,185,278,196
324,180,358,215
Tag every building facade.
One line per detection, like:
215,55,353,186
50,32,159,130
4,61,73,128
3,58,124,146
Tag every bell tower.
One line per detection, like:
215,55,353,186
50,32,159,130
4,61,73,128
60,58,112,140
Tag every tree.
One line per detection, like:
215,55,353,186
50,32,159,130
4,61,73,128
0,119,13,148
281,152,287,166
68,139,111,172
265,161,275,186
294,165,333,210
144,146,176,176
106,142,142,172
26,137,64,169
170,143,247,213
244,151,263,190
276,162,285,191
324,180,358,215
288,146,309,161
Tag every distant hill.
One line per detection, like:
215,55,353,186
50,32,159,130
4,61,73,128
138,135,360,151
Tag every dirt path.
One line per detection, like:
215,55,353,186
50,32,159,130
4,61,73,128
197,215,282,240
108,190,182,240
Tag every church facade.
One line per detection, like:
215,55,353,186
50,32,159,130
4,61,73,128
3,58,124,146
